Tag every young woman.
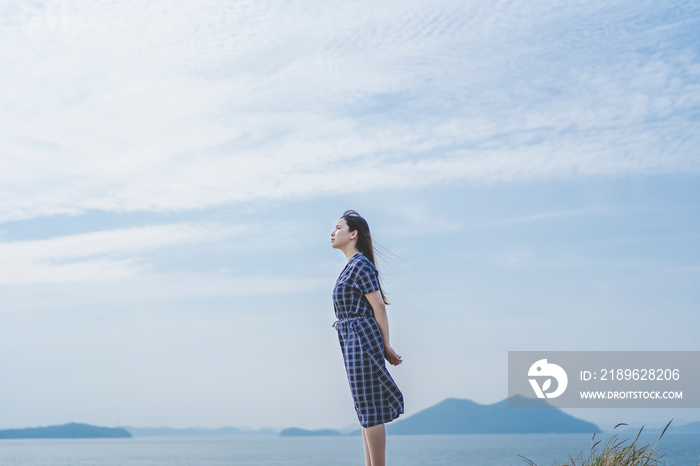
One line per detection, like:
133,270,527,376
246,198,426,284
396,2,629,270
330,210,404,466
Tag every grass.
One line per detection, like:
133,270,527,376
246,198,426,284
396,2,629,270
518,419,674,466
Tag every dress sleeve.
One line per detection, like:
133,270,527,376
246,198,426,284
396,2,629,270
355,261,380,295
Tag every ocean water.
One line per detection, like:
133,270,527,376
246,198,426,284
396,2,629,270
0,433,697,466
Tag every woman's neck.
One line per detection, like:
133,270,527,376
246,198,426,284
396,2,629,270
343,247,361,262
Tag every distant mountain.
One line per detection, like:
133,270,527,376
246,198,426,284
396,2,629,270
0,422,131,439
673,421,700,433
279,428,341,437
386,396,601,435
124,426,276,437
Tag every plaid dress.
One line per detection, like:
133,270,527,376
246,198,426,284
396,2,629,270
332,252,404,428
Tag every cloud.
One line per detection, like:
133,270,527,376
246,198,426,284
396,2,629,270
0,272,328,313
491,250,534,270
0,222,244,284
1,0,698,223
496,207,613,225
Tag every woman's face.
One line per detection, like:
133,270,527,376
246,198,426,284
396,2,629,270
331,218,356,250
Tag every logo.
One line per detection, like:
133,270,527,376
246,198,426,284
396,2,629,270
528,359,568,398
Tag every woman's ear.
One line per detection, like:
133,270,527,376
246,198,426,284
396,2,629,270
350,230,358,240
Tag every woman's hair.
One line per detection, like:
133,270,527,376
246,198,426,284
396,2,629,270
341,209,389,305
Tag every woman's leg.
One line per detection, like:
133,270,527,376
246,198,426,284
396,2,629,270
361,428,372,466
362,423,386,466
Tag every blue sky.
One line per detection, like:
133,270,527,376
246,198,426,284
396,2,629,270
1,0,699,430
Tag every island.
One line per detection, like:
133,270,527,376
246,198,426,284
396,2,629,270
279,427,341,437
0,422,131,439
386,396,601,435
124,426,275,437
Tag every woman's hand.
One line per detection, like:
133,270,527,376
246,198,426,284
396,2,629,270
385,345,403,366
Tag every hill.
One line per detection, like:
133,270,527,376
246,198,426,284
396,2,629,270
386,395,601,435
0,422,131,439
671,421,700,433
279,427,341,437
124,426,275,437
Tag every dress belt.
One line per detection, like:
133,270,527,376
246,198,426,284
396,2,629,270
332,315,371,329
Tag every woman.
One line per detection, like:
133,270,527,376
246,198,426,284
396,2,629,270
330,210,404,466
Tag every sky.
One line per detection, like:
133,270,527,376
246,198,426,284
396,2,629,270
1,0,699,431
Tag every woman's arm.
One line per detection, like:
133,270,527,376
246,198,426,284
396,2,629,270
366,290,402,366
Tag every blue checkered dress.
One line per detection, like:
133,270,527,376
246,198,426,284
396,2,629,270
332,252,404,428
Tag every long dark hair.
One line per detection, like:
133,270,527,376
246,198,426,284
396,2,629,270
341,210,389,305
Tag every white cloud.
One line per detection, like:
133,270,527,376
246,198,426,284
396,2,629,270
0,223,244,284
496,207,613,225
0,0,698,223
0,272,328,312
491,250,533,270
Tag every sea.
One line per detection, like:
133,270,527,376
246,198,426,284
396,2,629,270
0,432,697,466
